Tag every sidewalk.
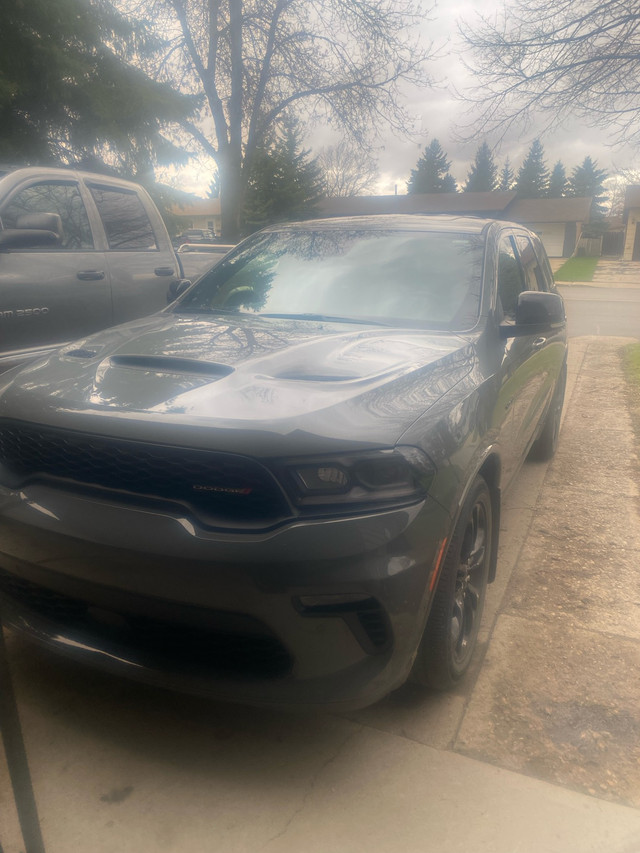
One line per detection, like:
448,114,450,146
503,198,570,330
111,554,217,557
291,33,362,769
2,339,640,853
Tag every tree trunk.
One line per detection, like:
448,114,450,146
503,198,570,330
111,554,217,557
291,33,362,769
219,151,244,242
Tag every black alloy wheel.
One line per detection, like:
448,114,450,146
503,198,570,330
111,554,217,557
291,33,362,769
412,475,492,690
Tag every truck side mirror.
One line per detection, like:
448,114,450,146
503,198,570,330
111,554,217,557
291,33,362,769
500,291,565,338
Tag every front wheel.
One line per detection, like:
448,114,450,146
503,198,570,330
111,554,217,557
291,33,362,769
412,475,493,690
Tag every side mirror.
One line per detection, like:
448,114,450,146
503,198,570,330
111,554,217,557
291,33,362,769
0,212,64,250
0,229,61,249
167,278,192,303
500,291,565,339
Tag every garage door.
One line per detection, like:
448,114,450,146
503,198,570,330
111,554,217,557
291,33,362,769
527,223,565,258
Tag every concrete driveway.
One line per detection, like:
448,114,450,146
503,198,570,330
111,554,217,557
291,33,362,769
2,337,640,853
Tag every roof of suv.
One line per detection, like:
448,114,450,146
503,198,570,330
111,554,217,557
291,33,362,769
265,214,494,234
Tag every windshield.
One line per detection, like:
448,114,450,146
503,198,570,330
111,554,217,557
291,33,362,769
176,228,485,330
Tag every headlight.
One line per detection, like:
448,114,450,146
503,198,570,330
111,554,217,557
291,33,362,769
276,446,435,511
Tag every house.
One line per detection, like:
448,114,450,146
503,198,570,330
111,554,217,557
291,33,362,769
315,191,517,218
316,193,592,258
504,197,592,258
170,198,221,237
623,186,640,260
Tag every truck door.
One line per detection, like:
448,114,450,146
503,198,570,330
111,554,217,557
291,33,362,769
87,183,180,324
0,179,111,371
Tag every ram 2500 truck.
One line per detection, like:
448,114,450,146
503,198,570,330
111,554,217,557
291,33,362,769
0,166,185,372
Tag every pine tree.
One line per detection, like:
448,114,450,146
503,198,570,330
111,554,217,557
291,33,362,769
407,139,457,194
515,139,549,198
567,156,608,218
548,161,567,198
498,158,515,191
243,116,325,232
463,142,498,192
0,0,194,171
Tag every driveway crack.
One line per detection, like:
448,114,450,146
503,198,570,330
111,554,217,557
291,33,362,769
260,726,361,849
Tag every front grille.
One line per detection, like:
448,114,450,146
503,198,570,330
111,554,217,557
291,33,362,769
0,420,291,528
0,568,293,679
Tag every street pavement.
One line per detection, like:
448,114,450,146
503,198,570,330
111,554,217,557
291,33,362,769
2,336,640,852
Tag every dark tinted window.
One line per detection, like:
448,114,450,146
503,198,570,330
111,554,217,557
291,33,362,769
1,181,93,249
516,234,547,291
532,237,555,290
497,235,525,320
178,229,485,330
90,186,157,250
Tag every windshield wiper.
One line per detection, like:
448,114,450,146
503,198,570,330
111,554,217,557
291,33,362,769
258,312,393,327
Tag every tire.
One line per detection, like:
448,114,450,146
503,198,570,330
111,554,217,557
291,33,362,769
412,475,493,690
529,361,567,462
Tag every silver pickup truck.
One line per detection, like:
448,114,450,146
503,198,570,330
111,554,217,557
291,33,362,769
0,166,184,372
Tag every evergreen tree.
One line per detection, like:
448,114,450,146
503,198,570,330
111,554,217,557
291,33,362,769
0,0,194,172
515,139,549,198
498,158,515,191
463,141,498,192
243,116,324,232
567,156,608,218
408,139,457,194
548,161,567,197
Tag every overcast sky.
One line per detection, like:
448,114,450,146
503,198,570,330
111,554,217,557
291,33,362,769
167,0,640,197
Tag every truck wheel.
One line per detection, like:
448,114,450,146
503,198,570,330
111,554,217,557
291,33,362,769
412,475,492,690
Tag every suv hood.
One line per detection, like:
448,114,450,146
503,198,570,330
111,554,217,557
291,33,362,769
0,312,475,455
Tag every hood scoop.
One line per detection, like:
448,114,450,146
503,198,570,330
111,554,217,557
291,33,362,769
65,347,99,359
107,355,234,378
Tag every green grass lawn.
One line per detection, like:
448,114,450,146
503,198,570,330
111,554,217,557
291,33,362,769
623,343,640,384
553,256,599,282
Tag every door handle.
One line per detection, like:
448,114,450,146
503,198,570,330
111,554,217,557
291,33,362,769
77,270,105,281
154,267,175,276
532,337,547,348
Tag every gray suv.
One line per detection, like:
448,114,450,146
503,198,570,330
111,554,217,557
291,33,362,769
0,166,182,372
0,215,567,710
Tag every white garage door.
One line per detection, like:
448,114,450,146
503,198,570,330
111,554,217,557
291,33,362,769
527,223,566,257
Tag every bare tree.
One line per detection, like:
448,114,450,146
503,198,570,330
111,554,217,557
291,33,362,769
605,167,640,216
459,2,640,146
123,0,432,239
318,141,378,197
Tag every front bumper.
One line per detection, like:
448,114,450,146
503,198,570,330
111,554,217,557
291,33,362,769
0,484,451,710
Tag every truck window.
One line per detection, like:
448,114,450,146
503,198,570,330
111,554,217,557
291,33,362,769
516,234,548,292
497,235,525,321
1,181,94,249
89,186,158,250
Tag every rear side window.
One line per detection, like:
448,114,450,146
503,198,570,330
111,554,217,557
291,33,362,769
516,235,548,292
1,181,94,249
89,186,157,250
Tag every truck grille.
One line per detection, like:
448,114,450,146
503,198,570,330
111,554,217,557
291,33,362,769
0,420,291,528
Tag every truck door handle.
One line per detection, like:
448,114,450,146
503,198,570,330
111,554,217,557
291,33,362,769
154,267,175,276
77,270,105,281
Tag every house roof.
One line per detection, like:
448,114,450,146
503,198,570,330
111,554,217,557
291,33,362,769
505,196,592,223
317,193,592,223
317,191,516,217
